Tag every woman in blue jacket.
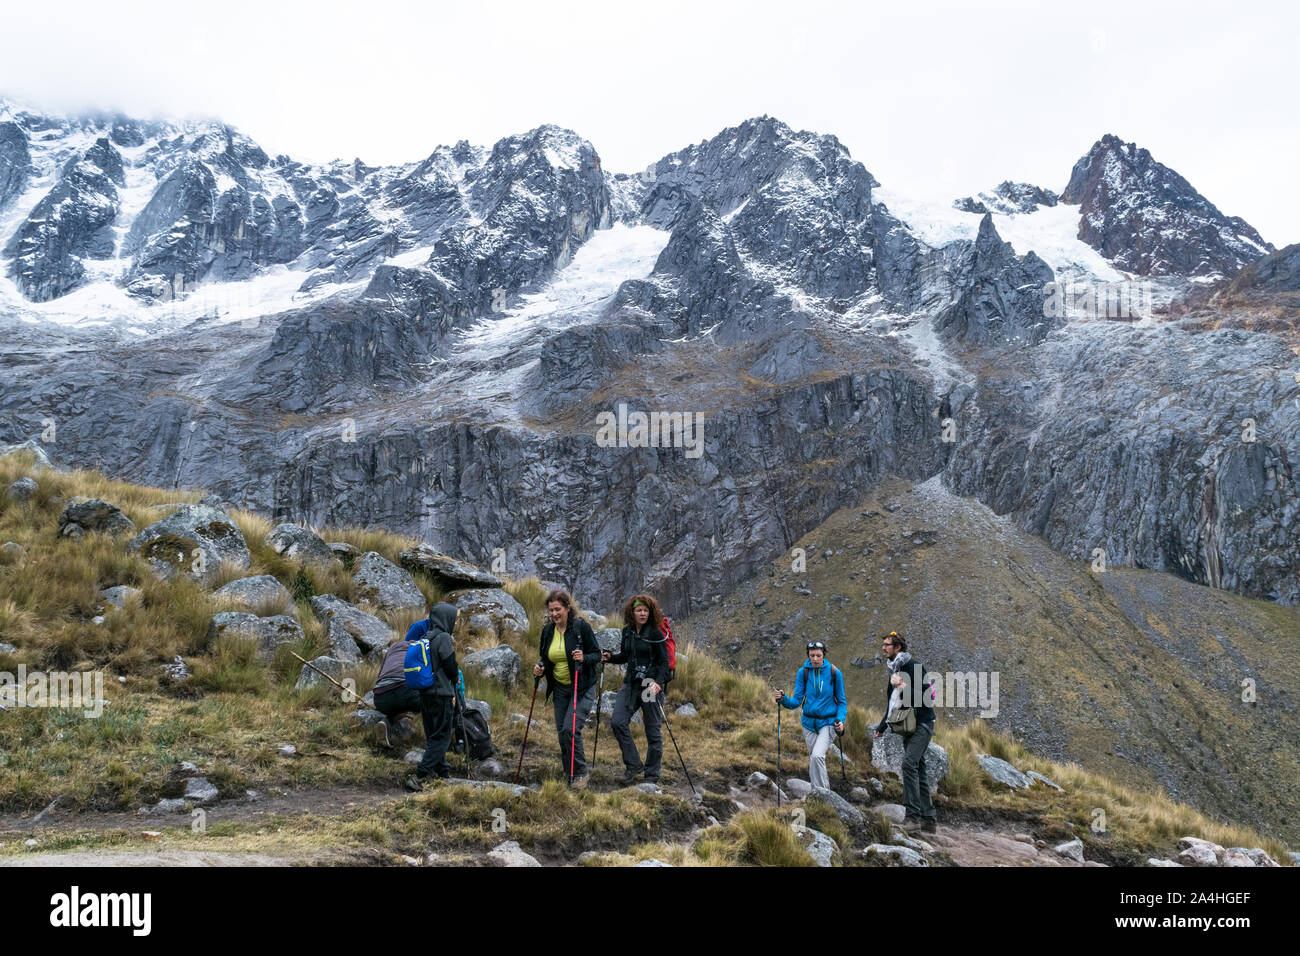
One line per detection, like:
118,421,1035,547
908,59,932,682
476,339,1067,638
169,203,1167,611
774,641,847,790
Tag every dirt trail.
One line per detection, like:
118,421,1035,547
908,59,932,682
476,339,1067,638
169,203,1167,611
2,778,1100,867
4,849,303,866
0,783,405,838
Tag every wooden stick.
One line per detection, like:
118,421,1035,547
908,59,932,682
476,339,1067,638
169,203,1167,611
289,650,363,703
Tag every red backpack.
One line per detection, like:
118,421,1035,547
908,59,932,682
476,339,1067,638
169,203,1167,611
662,616,677,678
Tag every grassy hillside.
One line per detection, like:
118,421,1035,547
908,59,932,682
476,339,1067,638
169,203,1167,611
0,450,1292,865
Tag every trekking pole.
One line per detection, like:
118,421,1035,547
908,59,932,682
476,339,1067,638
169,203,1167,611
776,700,783,808
590,662,605,771
514,675,541,785
569,666,581,783
289,651,363,703
657,698,696,797
457,692,471,779
836,725,847,785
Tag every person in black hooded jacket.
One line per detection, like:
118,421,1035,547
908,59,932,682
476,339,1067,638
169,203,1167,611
403,602,460,791
533,589,602,787
603,593,670,785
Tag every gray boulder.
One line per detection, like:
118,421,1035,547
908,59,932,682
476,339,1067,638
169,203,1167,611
328,541,360,561
309,594,393,662
129,503,250,584
1026,770,1065,792
444,588,529,643
785,778,813,800
462,645,522,690
99,585,141,608
744,771,787,801
7,476,38,504
1178,836,1225,862
808,787,865,828
1147,858,1183,867
352,551,426,614
206,612,303,660
1,541,25,563
675,703,698,717
0,642,16,655
295,655,344,692
464,699,492,720
1054,838,1085,863
870,734,948,794
399,545,504,590
795,826,840,867
212,575,292,615
265,523,334,565
1229,848,1280,868
486,840,541,867
183,777,220,805
634,858,672,867
975,754,1031,790
1179,843,1220,867
862,844,928,867
349,709,386,727
58,497,135,537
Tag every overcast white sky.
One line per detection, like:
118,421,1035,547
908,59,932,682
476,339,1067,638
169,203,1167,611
3,0,1295,245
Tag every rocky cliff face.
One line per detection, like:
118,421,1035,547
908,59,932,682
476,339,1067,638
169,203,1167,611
0,99,1294,615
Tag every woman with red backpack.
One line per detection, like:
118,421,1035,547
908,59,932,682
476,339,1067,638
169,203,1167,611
603,593,671,786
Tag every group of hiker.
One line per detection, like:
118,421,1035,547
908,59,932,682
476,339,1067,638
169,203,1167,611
370,590,939,832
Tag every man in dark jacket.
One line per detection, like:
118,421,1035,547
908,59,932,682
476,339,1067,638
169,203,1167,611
533,590,603,787
404,602,460,791
873,631,937,831
603,595,670,785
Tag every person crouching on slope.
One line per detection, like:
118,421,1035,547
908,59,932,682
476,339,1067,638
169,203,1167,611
774,641,846,791
532,589,602,788
604,594,671,786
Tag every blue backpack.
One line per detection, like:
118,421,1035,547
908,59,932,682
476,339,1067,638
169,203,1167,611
403,638,435,690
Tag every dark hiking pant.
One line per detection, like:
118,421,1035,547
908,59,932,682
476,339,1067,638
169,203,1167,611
375,686,421,722
612,683,663,781
552,681,599,779
416,692,454,779
901,722,936,820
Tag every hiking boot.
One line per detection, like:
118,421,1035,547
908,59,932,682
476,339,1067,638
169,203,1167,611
571,774,590,790
617,769,641,786
375,721,391,748
403,774,428,792
920,818,938,834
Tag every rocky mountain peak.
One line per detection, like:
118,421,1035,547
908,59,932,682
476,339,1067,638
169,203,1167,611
954,180,1059,216
1060,133,1272,278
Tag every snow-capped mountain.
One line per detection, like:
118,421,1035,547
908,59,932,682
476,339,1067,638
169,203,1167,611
1,97,1295,614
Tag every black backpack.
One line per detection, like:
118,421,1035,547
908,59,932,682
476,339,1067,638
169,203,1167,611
453,691,494,761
